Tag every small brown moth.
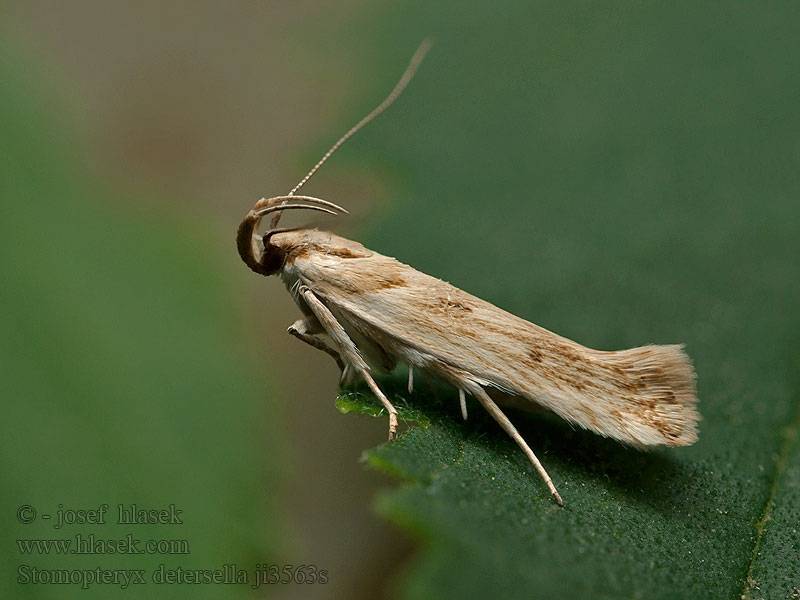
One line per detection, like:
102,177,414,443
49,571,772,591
237,41,699,505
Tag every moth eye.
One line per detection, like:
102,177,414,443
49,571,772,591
259,242,285,276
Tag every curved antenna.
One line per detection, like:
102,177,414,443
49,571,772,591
270,38,433,228
289,38,433,197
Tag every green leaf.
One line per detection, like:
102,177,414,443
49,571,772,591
327,2,800,598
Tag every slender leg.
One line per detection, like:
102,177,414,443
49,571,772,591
287,316,344,371
408,366,414,394
459,389,468,421
359,368,399,441
298,286,399,441
340,364,352,385
472,387,563,506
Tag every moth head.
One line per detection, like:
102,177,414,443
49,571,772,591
237,41,430,277
236,195,348,276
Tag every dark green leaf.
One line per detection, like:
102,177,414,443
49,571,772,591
329,2,800,597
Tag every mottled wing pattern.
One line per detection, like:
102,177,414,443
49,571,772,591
293,250,698,448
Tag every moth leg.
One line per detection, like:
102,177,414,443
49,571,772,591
408,366,414,394
357,368,399,441
287,317,345,372
459,389,468,421
340,364,352,386
298,286,399,441
472,387,563,506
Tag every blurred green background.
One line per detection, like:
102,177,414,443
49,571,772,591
2,2,798,599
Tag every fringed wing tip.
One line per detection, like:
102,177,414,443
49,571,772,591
616,343,700,448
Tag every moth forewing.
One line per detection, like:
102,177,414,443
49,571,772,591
236,42,700,506
284,232,699,450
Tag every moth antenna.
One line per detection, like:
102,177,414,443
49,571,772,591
289,38,432,197
270,38,433,228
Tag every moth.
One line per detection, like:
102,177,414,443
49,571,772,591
237,42,699,505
